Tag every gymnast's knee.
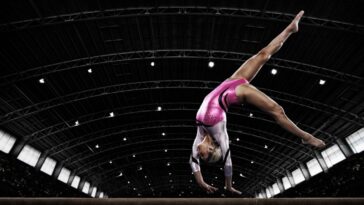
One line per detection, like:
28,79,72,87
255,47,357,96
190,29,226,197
270,104,285,120
257,49,272,62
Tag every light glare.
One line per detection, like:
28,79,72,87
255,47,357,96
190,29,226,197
271,69,277,75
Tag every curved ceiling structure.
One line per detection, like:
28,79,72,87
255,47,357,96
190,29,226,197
1,0,363,197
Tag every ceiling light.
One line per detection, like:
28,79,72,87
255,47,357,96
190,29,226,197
132,154,136,158
109,112,114,117
157,106,162,111
162,132,166,136
39,78,45,84
88,68,92,73
319,79,326,85
240,173,246,178
151,62,155,67
127,181,130,184
123,137,127,141
249,113,253,118
236,138,240,142
208,61,214,68
271,69,277,75
138,166,143,171
95,144,99,149
167,162,171,166
264,145,268,149
117,172,123,177
251,161,254,164
109,160,112,164
169,172,172,176
164,149,168,152
74,121,79,126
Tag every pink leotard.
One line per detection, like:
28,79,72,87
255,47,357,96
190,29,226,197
196,78,249,126
190,78,249,176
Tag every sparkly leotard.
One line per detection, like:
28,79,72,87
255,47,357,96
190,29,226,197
190,78,249,177
196,78,249,126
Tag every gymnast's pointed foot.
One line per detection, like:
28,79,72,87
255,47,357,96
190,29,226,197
302,134,325,148
287,10,304,33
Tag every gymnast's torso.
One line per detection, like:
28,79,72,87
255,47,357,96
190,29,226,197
196,78,249,126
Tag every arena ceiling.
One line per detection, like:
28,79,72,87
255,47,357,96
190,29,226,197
0,0,363,197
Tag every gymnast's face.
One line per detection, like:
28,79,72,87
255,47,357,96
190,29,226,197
197,140,214,161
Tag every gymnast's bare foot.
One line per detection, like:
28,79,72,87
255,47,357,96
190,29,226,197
287,10,304,33
302,134,326,148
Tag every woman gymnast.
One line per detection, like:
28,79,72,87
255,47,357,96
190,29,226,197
189,10,325,195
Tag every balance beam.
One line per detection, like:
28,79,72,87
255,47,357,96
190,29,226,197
0,198,363,205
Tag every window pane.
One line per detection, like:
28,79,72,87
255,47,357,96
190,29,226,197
272,183,280,195
17,145,41,167
99,192,104,198
321,144,346,168
282,176,291,190
91,187,97,197
266,187,272,198
346,128,364,153
306,158,323,177
71,176,80,189
57,167,71,183
40,157,57,176
82,181,90,194
0,130,16,154
292,168,305,185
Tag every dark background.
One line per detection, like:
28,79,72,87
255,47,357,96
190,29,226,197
0,0,363,197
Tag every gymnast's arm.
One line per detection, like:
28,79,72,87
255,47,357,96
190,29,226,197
219,135,242,195
190,152,203,185
190,158,218,193
190,136,217,193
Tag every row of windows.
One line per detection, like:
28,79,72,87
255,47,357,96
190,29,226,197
256,128,364,198
0,130,106,198
1,128,363,198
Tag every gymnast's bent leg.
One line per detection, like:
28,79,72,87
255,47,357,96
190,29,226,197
237,84,325,147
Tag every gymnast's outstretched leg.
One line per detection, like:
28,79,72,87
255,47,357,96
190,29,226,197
230,10,304,82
